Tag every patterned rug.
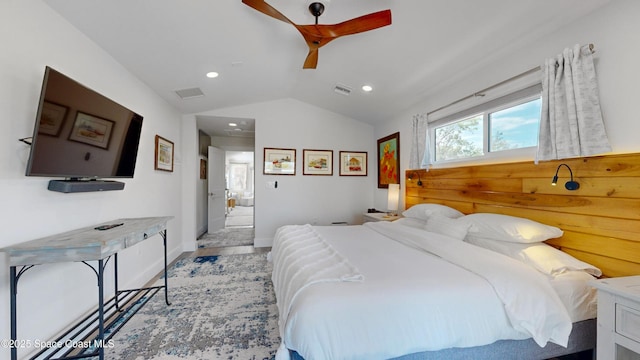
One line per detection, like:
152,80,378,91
104,253,279,359
198,228,254,248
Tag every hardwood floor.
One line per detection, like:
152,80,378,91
190,225,266,258
195,245,269,257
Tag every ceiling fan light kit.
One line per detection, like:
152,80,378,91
242,0,392,69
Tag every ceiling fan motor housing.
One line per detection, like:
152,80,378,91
309,2,325,17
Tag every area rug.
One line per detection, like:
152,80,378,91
197,228,254,248
226,206,254,227
104,253,279,360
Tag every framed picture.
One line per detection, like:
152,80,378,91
68,112,114,149
303,149,333,176
38,101,68,136
377,132,400,188
155,135,174,172
339,151,367,176
200,159,207,179
264,147,296,175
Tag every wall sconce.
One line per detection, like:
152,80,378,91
387,183,400,215
551,163,580,191
408,171,423,186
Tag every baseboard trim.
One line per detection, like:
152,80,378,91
253,236,273,248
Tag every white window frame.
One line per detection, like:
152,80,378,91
429,84,542,166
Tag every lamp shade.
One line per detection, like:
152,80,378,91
387,183,400,213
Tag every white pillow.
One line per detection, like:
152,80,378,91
521,245,602,277
402,204,464,221
424,215,470,241
466,236,601,277
460,213,563,243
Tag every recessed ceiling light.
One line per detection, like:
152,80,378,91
228,122,237,127
362,85,373,92
206,71,219,78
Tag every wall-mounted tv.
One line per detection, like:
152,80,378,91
25,67,144,192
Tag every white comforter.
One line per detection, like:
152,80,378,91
270,222,575,360
271,225,364,342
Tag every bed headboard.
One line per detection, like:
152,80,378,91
405,152,640,278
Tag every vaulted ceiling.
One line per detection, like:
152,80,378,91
44,0,612,126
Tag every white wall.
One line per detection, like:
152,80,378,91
0,2,183,358
183,98,376,247
373,0,640,211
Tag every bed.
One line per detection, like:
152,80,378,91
270,152,640,360
270,210,599,360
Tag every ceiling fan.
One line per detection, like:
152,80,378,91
242,0,392,69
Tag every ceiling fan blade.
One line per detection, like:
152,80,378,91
330,9,392,37
242,0,295,25
296,10,391,43
303,49,319,69
243,1,391,69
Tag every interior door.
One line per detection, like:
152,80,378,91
207,146,226,233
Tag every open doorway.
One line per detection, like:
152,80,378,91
198,149,255,249
195,115,255,249
225,151,254,228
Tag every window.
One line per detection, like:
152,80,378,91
489,98,541,152
434,114,483,161
431,85,542,164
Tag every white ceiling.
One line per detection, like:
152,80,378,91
43,0,612,130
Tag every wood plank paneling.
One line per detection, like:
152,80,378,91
524,177,640,198
405,152,640,278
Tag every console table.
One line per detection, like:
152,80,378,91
0,216,173,360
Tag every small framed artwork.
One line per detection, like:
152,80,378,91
264,147,296,175
377,132,400,188
200,159,207,179
339,151,367,176
303,149,333,176
68,112,114,149
155,135,174,172
38,101,68,136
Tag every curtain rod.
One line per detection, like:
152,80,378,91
426,43,595,117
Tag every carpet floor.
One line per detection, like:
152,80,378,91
226,206,253,228
197,228,254,248
103,253,279,360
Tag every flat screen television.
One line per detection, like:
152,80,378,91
25,67,144,192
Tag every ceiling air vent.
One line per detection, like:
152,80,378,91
175,87,204,100
334,84,352,96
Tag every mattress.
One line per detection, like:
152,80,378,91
271,222,598,360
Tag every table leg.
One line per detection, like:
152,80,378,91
114,253,120,312
10,266,17,360
97,259,105,360
161,229,171,306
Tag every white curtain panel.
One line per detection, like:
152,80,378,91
409,113,431,169
537,44,611,162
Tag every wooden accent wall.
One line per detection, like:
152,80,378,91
405,153,640,278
